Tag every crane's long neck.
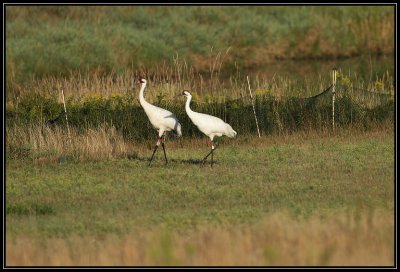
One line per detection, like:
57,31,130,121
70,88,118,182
185,95,195,118
139,82,150,108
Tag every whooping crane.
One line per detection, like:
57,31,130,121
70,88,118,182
139,78,182,165
182,90,237,166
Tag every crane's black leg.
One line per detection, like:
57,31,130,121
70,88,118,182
211,148,214,167
149,137,162,166
149,145,158,166
201,141,217,166
161,134,168,165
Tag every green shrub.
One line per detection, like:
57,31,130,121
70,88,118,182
7,93,394,142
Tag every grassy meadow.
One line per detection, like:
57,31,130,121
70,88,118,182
6,126,395,266
5,4,395,267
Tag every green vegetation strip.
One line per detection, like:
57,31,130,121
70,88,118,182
6,129,394,237
6,6,394,83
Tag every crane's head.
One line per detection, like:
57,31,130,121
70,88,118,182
139,78,147,84
181,90,191,97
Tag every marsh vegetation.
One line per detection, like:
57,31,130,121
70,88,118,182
5,5,395,266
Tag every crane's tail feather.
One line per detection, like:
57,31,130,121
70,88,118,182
174,122,182,137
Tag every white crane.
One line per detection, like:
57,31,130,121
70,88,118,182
182,91,237,166
139,78,182,165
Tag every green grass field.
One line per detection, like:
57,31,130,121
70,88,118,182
6,6,394,85
6,126,394,266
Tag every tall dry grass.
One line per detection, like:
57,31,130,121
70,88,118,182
6,123,135,163
6,211,394,266
7,54,394,110
7,50,237,105
6,119,394,164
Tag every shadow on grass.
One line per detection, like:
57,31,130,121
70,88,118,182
171,158,219,167
127,153,149,162
127,153,217,166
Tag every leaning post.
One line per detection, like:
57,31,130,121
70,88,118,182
246,75,261,138
61,88,72,144
332,68,337,131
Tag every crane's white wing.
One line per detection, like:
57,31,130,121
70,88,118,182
143,103,181,132
189,111,230,136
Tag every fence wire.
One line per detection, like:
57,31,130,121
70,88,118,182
44,79,393,132
298,83,393,109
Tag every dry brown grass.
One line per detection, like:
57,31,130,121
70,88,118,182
6,123,134,162
6,119,393,164
7,61,393,118
6,211,394,266
7,52,237,105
